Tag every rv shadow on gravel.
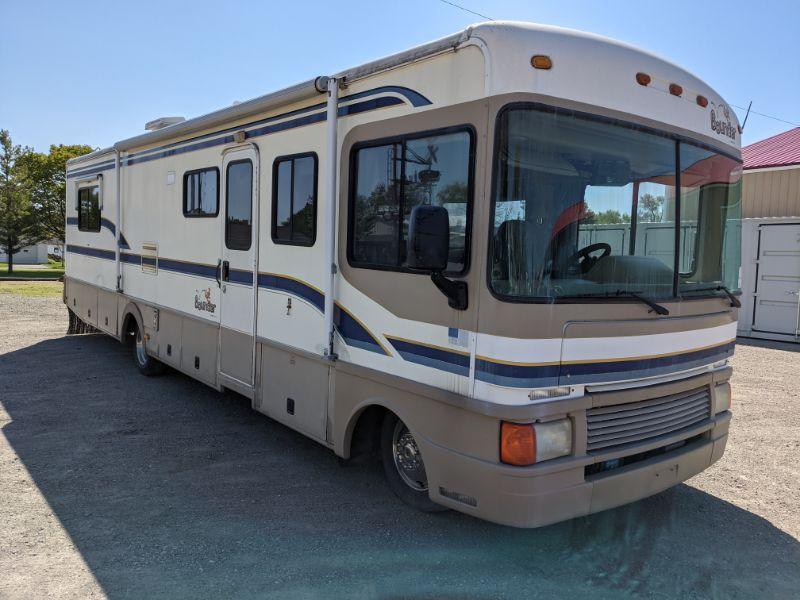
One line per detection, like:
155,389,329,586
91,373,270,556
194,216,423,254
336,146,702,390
1,334,798,600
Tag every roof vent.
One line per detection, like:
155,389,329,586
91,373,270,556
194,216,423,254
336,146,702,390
145,116,185,132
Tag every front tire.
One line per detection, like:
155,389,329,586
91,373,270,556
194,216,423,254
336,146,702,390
380,412,446,513
133,324,164,376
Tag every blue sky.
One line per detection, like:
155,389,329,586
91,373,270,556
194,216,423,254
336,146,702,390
1,0,797,152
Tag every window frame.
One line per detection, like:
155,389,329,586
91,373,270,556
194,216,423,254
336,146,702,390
346,124,476,276
224,158,254,251
182,166,220,218
486,101,743,305
271,151,319,247
77,184,101,232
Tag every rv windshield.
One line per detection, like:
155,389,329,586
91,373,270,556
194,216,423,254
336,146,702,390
489,105,742,302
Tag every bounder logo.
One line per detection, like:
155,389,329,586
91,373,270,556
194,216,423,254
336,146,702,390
710,102,737,141
194,287,217,314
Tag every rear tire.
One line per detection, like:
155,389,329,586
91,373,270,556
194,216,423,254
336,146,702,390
132,323,165,376
380,412,446,513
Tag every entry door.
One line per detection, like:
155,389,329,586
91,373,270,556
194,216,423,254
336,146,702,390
753,224,800,336
219,147,259,388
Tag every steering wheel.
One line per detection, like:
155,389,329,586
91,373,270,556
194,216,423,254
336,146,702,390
560,242,611,276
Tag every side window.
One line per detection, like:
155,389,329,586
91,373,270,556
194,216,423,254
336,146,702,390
77,185,101,232
225,160,253,250
272,153,318,246
183,167,219,217
349,128,473,274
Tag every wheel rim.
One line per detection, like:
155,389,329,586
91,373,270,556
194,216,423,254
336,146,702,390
135,330,148,366
392,420,428,491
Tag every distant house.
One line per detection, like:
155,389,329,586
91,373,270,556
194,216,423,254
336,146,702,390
0,239,62,265
738,128,800,341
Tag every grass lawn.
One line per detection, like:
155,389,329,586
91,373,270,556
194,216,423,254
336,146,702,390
0,281,63,298
0,259,64,279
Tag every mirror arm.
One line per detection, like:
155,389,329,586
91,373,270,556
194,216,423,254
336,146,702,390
431,271,468,311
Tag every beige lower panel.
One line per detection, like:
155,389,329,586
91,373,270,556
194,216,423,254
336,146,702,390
589,437,713,515
259,344,330,443
180,316,218,386
155,310,182,369
97,289,118,335
219,327,253,384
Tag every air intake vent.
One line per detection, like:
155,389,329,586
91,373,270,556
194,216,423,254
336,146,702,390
145,116,185,132
586,387,711,453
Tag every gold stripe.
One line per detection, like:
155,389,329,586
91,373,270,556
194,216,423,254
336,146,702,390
259,272,389,356
477,338,734,368
259,271,324,295
384,334,472,358
336,303,391,356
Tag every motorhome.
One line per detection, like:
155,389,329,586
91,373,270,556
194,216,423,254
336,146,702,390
63,21,742,527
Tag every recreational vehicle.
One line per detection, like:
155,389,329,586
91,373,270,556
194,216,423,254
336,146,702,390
63,22,742,527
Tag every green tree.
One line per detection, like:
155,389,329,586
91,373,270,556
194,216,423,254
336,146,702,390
18,143,93,264
592,209,631,225
0,130,38,273
638,194,665,222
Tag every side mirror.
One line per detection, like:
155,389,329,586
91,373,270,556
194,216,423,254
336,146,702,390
407,205,449,272
406,205,468,311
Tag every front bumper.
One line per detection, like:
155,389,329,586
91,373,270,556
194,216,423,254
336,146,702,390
420,411,731,528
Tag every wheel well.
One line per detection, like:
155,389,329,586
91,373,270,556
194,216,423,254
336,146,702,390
121,312,138,345
347,405,389,464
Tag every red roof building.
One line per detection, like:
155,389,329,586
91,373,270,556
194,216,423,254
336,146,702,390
743,127,800,170
741,127,800,218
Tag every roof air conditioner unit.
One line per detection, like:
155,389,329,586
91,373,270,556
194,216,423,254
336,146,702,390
145,116,186,132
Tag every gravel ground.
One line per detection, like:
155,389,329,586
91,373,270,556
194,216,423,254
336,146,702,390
1,285,798,600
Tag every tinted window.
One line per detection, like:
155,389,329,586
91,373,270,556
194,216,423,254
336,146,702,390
78,186,101,232
489,106,677,300
350,129,473,274
225,160,253,251
183,167,219,217
272,154,317,245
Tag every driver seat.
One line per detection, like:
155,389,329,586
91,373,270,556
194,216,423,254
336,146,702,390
492,219,538,291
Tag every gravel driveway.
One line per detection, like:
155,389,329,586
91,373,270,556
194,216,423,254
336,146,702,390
1,285,798,599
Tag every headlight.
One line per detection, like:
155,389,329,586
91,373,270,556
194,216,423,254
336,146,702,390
500,418,573,466
713,383,731,414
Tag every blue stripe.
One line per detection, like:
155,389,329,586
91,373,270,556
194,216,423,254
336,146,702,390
65,160,116,180
475,359,561,388
335,307,388,355
65,244,116,261
67,86,432,178
474,341,735,388
66,217,130,249
258,273,324,311
386,337,470,376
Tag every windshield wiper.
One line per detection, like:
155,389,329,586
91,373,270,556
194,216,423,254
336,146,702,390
682,285,741,307
554,290,669,315
613,290,670,315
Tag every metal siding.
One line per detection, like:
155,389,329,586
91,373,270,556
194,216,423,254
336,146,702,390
742,167,800,218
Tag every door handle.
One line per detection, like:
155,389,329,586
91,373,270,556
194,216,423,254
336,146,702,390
222,260,230,282
216,259,222,287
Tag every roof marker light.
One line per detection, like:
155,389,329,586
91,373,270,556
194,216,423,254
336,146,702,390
669,83,683,97
531,55,552,70
696,95,709,108
635,72,651,86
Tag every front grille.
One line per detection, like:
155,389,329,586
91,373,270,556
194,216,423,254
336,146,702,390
586,387,711,453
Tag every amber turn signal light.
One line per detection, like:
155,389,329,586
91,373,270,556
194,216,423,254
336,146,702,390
696,95,708,107
500,422,536,466
531,55,552,70
669,83,683,97
635,72,651,86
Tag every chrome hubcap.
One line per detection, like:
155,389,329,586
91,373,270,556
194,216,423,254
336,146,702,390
392,421,428,491
135,330,147,366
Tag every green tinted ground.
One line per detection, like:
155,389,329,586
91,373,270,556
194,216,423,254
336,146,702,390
0,260,64,279
0,281,63,297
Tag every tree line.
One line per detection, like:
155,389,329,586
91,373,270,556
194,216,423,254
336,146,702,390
0,130,93,271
